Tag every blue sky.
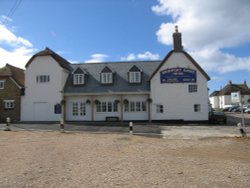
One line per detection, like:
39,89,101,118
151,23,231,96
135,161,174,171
0,0,249,93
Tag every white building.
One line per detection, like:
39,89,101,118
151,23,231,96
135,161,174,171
21,27,210,122
209,80,250,109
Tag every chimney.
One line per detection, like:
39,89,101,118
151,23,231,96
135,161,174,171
228,80,232,85
173,25,183,51
244,80,247,85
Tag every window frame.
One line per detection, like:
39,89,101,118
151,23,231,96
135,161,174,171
129,71,141,83
124,101,147,112
0,80,4,89
101,72,113,84
194,104,201,112
73,74,85,85
36,75,50,83
189,84,198,93
156,104,164,113
4,100,15,109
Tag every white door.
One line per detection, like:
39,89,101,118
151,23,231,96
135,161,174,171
33,102,47,121
71,102,87,121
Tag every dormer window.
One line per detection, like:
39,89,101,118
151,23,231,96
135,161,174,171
100,66,113,84
72,67,87,85
129,65,142,83
73,74,84,85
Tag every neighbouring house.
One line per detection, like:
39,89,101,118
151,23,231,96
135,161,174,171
209,80,250,109
21,27,210,122
0,64,24,122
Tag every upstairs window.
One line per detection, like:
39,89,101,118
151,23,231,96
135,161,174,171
189,84,197,93
0,80,4,89
72,67,86,85
194,104,201,112
36,75,50,83
100,66,113,84
128,65,142,83
101,73,113,84
73,74,85,85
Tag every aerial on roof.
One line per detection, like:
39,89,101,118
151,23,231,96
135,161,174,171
0,64,24,87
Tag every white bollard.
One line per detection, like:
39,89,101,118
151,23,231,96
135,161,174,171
60,119,64,133
5,117,11,131
129,122,133,134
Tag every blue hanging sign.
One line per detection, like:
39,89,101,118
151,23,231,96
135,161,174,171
160,68,196,83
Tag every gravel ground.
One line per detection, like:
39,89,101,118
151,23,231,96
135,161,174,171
0,131,249,188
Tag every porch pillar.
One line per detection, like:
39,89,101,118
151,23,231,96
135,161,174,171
91,96,94,121
120,95,123,121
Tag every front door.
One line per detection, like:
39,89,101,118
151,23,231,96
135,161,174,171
71,102,86,120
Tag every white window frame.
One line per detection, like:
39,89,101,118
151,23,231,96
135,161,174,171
189,84,198,93
124,101,147,112
73,74,85,85
72,102,86,116
4,100,15,109
101,73,113,84
0,80,4,89
156,104,164,113
36,75,50,83
96,101,118,113
129,72,141,83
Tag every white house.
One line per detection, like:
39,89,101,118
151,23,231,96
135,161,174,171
209,80,250,109
21,27,210,122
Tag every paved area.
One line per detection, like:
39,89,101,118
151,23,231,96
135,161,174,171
1,112,249,138
0,122,248,139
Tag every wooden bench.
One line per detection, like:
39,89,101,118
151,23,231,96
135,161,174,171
106,116,119,121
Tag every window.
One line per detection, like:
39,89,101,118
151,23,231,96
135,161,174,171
124,101,147,112
129,72,141,83
0,80,4,89
96,101,119,112
101,73,113,84
72,102,78,116
189,84,197,93
36,75,50,83
73,74,84,85
194,104,201,112
156,105,164,113
80,103,86,116
72,102,86,116
4,100,15,109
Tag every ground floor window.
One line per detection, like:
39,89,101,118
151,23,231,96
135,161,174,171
124,101,147,112
4,100,15,109
156,104,164,113
194,104,201,112
96,101,118,113
72,102,86,116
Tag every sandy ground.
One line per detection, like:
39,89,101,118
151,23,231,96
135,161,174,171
0,131,249,188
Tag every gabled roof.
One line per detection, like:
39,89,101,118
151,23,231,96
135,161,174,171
129,65,142,72
25,47,72,71
219,83,250,95
64,61,160,94
0,64,24,87
149,50,210,81
101,66,113,73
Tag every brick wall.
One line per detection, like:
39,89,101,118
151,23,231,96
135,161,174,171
0,77,21,123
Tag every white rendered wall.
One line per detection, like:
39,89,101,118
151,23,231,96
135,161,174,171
21,56,68,121
210,96,219,108
150,52,209,121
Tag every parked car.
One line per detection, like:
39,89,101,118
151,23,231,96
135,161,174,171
209,111,227,124
228,105,240,112
245,108,250,114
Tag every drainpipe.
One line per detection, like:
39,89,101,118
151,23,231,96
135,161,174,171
121,95,123,121
91,96,94,121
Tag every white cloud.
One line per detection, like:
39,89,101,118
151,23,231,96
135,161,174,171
0,17,35,69
152,0,250,73
121,51,160,61
85,53,109,63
